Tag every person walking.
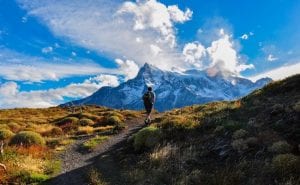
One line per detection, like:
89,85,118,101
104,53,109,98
142,86,155,124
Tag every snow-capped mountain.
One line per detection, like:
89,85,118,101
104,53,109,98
66,63,272,111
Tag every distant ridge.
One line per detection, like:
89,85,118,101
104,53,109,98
63,63,272,111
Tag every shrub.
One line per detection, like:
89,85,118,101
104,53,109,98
9,131,45,146
159,115,197,130
0,124,10,130
231,139,248,153
0,129,15,141
107,116,123,125
245,137,259,147
272,154,300,176
41,126,64,137
112,122,126,133
76,126,94,135
56,117,79,126
44,160,61,175
223,121,245,132
86,168,108,185
232,129,248,139
104,111,125,121
12,171,49,184
293,101,300,112
7,122,21,132
268,141,292,154
214,126,225,134
79,118,95,126
81,136,109,152
133,126,161,151
50,127,64,136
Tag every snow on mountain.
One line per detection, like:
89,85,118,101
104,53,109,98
66,63,272,111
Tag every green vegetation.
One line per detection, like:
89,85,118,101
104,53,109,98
79,118,95,126
86,168,108,185
9,131,46,146
0,129,14,141
81,136,109,152
132,126,161,151
0,106,141,184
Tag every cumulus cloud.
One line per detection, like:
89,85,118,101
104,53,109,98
115,59,139,80
183,29,254,74
0,74,119,108
17,0,191,71
267,54,278,62
182,42,206,68
248,62,300,81
118,0,192,47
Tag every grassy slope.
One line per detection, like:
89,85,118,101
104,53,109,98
0,105,141,184
101,74,300,185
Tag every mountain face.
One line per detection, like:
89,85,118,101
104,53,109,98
68,63,272,111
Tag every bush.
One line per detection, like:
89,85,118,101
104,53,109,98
81,136,109,152
0,129,15,141
214,126,225,135
76,126,94,135
231,139,248,153
293,101,300,112
159,115,196,130
223,121,245,132
9,131,45,146
268,141,292,154
86,168,108,185
232,129,248,139
56,117,79,126
133,126,161,151
12,171,49,184
272,154,300,176
245,137,259,148
79,118,95,126
107,116,123,125
7,122,21,132
50,127,64,136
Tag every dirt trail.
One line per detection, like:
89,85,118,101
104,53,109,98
47,116,150,185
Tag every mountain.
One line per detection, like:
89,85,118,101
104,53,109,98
66,63,272,111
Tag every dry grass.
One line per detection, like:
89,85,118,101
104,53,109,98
0,105,141,184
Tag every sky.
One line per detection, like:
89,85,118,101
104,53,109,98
0,0,299,108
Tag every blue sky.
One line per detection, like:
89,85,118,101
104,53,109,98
0,0,299,108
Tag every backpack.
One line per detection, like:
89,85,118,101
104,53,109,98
143,91,153,104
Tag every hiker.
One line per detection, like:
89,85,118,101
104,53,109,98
143,86,155,124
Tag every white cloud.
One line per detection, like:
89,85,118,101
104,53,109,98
207,30,254,74
115,59,139,80
267,54,278,62
150,44,162,56
0,48,115,82
240,34,249,40
183,29,254,74
0,74,119,108
41,46,53,54
17,0,191,71
118,0,192,47
167,5,193,23
182,42,206,68
248,62,300,81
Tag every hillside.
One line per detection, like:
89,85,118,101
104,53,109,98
0,106,142,184
92,74,300,185
68,63,271,111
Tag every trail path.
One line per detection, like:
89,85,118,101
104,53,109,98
47,116,151,185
